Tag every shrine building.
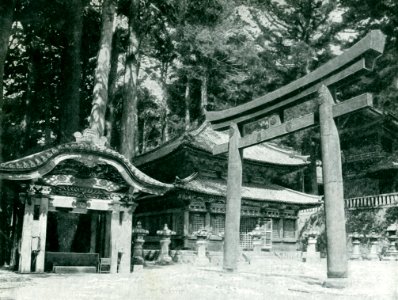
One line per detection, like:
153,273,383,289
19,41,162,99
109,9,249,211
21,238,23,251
133,122,321,252
0,130,173,273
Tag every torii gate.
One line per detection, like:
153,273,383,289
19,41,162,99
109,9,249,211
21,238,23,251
206,30,386,282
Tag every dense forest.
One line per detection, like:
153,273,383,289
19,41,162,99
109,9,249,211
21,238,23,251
0,0,397,265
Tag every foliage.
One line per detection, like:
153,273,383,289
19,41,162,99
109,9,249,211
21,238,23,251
384,207,398,225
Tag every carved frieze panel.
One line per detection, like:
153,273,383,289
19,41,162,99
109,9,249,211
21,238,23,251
210,202,226,214
281,209,297,219
262,209,280,218
241,205,261,217
189,201,207,212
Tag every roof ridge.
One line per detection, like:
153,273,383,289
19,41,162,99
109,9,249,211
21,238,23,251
262,143,308,160
266,183,321,199
187,120,209,137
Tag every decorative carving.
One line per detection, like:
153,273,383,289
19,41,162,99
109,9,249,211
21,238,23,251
28,185,52,196
71,199,91,209
73,128,108,148
51,185,123,201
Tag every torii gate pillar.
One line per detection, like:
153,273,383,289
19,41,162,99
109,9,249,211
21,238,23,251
318,86,348,280
223,123,243,272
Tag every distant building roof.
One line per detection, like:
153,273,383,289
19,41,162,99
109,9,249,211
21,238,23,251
177,177,321,207
134,122,309,167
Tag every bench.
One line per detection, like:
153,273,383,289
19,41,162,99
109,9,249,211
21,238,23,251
45,252,99,273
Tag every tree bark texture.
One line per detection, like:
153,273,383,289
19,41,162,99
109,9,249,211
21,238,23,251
59,0,83,143
200,73,208,117
120,26,139,159
89,0,116,137
105,29,120,147
184,79,191,131
0,0,15,267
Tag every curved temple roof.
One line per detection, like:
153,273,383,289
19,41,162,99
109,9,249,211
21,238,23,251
134,122,309,167
0,142,173,196
177,177,321,207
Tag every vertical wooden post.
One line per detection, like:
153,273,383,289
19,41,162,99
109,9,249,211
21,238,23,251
109,208,119,273
104,211,111,257
90,212,97,253
279,218,284,239
183,209,190,248
118,208,133,273
318,85,348,279
19,196,34,273
35,197,48,273
223,123,243,272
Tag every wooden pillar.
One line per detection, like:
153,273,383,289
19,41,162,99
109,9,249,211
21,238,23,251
183,210,189,235
223,123,243,272
19,196,34,273
109,208,119,274
279,218,284,239
318,85,348,279
310,140,319,195
35,197,48,273
90,212,97,253
104,211,111,257
183,209,190,248
118,208,133,273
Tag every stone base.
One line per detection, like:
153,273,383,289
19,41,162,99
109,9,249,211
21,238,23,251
195,257,210,267
366,254,380,261
53,266,97,274
349,256,362,260
322,278,349,289
133,264,144,272
381,255,398,261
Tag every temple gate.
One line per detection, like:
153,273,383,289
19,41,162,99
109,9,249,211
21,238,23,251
0,130,172,273
206,30,386,282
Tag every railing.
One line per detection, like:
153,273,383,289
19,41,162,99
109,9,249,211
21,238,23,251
345,192,398,209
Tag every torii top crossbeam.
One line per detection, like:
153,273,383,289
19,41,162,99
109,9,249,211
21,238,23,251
206,30,385,132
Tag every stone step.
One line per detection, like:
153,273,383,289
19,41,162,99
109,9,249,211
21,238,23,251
53,266,97,274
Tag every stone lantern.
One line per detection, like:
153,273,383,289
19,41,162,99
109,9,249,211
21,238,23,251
366,232,380,261
383,224,398,261
248,223,264,254
156,224,176,264
349,232,363,260
305,229,319,262
132,221,149,269
193,227,212,266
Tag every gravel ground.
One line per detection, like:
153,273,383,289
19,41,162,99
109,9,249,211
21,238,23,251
0,257,397,300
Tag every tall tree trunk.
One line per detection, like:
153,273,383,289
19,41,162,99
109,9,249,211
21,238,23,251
0,0,15,267
105,28,120,147
59,0,83,143
120,25,139,160
184,79,191,131
89,0,116,137
200,73,208,118
160,63,170,143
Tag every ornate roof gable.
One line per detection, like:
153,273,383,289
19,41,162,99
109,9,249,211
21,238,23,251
0,129,172,196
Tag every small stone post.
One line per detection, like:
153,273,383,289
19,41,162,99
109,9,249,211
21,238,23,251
349,232,363,260
132,221,149,271
156,224,176,265
248,223,263,255
366,232,380,261
382,224,398,261
305,230,319,262
194,227,211,266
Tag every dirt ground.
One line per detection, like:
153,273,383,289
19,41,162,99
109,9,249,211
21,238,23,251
0,257,397,300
